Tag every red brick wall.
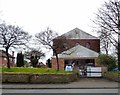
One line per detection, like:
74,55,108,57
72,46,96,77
51,58,65,70
52,38,100,70
0,57,7,67
52,57,98,70
53,39,100,54
0,57,3,66
0,57,15,67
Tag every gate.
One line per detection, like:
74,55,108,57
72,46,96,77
86,67,102,77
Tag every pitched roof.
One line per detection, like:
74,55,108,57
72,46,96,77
56,28,98,39
53,44,99,59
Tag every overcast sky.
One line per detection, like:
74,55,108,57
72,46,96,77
0,0,109,62
0,0,108,37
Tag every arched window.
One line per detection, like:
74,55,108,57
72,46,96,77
76,42,80,46
63,42,68,49
86,42,91,49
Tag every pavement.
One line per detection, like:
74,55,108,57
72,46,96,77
2,78,119,89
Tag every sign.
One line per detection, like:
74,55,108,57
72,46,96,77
87,67,102,77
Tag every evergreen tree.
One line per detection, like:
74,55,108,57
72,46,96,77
47,59,51,68
16,52,24,67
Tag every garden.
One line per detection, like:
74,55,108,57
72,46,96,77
103,71,120,82
96,54,120,82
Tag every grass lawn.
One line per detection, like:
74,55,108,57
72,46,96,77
1,67,73,74
111,71,120,74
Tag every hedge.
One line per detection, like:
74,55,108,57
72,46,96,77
103,72,120,82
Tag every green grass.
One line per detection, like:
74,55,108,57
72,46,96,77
110,71,120,74
0,67,73,74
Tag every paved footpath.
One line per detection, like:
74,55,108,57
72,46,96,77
2,78,119,89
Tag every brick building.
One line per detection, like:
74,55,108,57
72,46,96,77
52,28,100,70
0,50,15,67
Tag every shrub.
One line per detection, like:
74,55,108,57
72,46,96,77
31,57,38,67
46,59,51,68
97,54,117,71
103,71,120,82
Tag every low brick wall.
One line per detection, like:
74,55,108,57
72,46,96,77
2,73,78,83
103,72,120,82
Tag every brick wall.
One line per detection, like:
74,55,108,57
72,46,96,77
53,39,100,54
52,58,65,70
52,38,100,70
0,57,15,67
0,57,7,67
52,57,98,70
0,57,3,67
0,51,15,67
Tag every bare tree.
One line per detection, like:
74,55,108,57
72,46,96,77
53,37,77,58
35,28,60,70
35,28,70,70
24,49,45,67
118,20,120,70
98,29,111,55
0,23,31,68
93,0,120,55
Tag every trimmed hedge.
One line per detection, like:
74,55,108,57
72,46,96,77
103,72,120,82
2,73,78,83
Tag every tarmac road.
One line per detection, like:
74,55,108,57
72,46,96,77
2,88,118,93
1,78,120,95
2,78,118,89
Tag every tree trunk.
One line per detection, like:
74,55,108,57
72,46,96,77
118,20,120,71
54,50,59,71
118,40,120,71
118,32,120,71
105,48,108,55
5,48,10,69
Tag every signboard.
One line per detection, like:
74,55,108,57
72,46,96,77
87,67,102,77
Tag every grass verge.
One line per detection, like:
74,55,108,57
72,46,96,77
110,71,120,74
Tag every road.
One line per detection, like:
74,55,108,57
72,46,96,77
2,88,118,93
1,78,119,95
2,78,118,89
